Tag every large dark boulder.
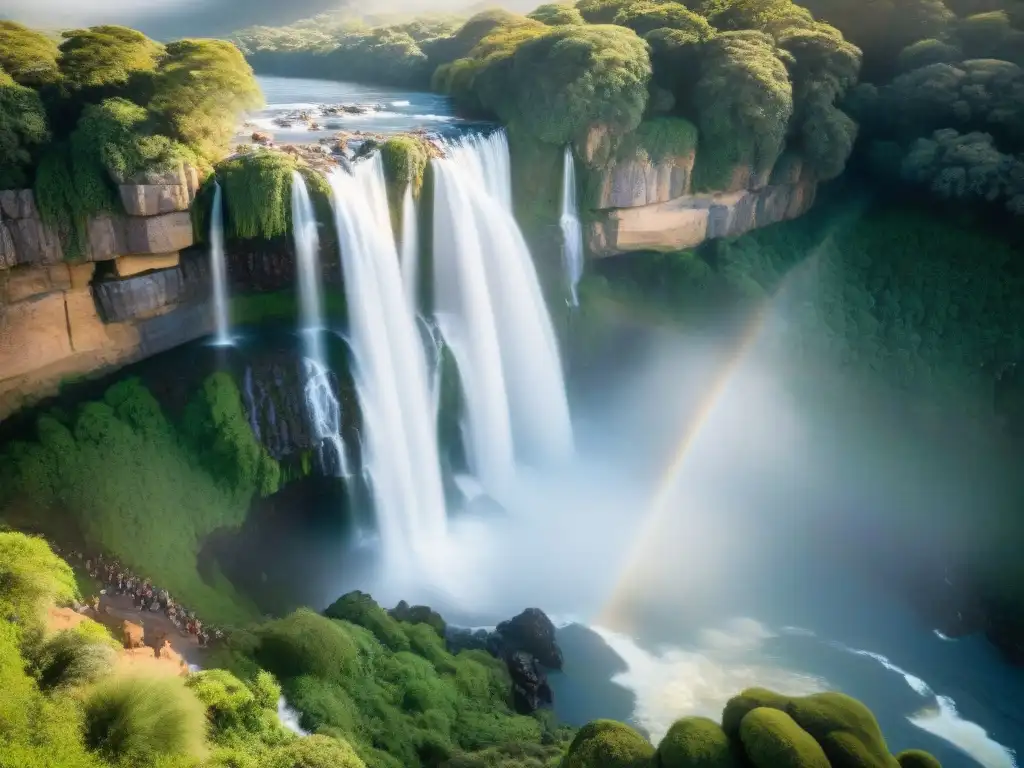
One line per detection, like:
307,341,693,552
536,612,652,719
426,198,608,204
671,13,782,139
494,608,563,670
507,650,553,715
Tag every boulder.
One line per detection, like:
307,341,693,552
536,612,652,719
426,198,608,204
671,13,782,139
87,215,128,261
93,266,189,323
10,217,63,264
119,183,191,217
590,201,709,256
0,292,74,380
68,262,96,290
4,265,71,303
0,189,37,220
707,191,757,240
507,650,553,714
1,223,17,269
494,608,563,670
125,212,194,254
114,253,180,278
594,152,695,209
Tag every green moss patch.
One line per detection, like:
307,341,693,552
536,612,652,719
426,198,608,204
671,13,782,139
739,707,831,768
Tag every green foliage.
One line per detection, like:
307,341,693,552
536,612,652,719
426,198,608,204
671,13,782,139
83,675,207,767
324,592,411,652
954,11,1024,63
738,707,830,768
217,152,299,240
149,39,262,160
186,668,291,759
796,0,955,79
563,719,653,768
0,377,274,624
895,39,963,72
0,75,49,188
255,609,361,683
613,2,716,37
0,532,77,632
0,21,61,87
529,3,587,25
268,734,366,768
57,25,163,92
576,0,637,24
900,128,1024,215
381,135,431,203
181,372,281,500
29,628,118,691
692,31,793,189
492,24,652,146
702,0,812,33
75,98,199,182
656,716,739,767
615,117,699,164
324,30,433,88
442,741,567,767
896,749,943,768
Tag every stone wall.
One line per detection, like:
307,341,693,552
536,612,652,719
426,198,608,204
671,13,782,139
0,166,210,421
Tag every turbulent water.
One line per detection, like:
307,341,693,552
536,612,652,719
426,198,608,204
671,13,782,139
327,156,448,579
292,172,351,478
560,147,584,308
432,131,573,496
209,182,231,346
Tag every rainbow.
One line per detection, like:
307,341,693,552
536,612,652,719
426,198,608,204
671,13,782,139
595,235,838,632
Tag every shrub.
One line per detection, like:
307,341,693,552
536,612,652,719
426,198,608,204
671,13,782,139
255,609,361,683
692,31,793,189
528,3,587,25
613,2,716,38
57,25,163,92
496,25,652,146
0,532,77,632
267,734,366,768
896,749,943,768
324,592,411,652
216,151,300,240
148,38,262,159
83,675,207,767
30,629,118,690
564,720,653,768
0,72,49,188
576,0,637,24
0,21,61,87
895,39,962,73
656,716,739,768
615,117,699,165
738,707,830,768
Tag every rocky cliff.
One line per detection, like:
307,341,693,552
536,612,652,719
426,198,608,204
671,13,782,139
0,167,211,420
579,126,819,257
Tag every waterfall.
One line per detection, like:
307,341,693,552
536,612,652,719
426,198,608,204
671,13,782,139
433,130,573,493
400,185,419,312
209,182,231,345
292,171,350,478
327,157,447,573
560,147,584,307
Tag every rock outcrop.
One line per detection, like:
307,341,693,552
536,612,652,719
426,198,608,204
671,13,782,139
588,180,818,257
446,607,563,715
593,151,696,210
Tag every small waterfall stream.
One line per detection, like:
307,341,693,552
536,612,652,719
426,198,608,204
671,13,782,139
560,147,584,307
292,172,351,478
433,130,573,496
209,182,232,345
328,157,447,575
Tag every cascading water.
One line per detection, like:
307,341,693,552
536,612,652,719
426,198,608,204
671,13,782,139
400,185,419,312
433,130,573,490
292,171,350,478
560,146,584,307
209,182,232,345
327,157,447,575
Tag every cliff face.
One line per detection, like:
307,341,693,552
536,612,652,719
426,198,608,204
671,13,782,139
0,168,212,421
578,126,819,257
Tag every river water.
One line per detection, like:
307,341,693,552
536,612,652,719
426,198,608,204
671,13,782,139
239,75,477,145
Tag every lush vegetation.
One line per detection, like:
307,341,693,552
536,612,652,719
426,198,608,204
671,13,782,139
0,376,278,625
0,21,261,259
0,529,941,768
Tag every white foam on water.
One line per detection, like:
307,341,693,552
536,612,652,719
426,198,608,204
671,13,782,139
277,696,309,736
911,697,1017,768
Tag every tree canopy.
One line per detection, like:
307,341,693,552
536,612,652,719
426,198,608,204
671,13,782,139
0,72,49,188
0,21,60,87
57,25,164,93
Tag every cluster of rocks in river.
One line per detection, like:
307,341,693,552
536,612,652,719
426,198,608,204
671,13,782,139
440,607,564,715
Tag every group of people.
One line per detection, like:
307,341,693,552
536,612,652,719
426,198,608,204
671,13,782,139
51,544,222,648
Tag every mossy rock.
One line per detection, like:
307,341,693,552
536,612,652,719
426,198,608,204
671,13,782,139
656,716,739,768
787,692,899,768
896,749,942,768
565,719,654,768
721,687,794,738
739,707,830,768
